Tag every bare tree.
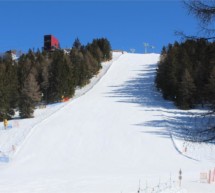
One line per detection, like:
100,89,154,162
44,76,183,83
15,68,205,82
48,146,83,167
183,0,215,35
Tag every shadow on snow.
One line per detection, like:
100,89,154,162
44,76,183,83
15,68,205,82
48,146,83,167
106,63,215,144
107,64,173,109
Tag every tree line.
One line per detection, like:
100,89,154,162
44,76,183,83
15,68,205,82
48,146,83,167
0,37,112,120
155,39,215,110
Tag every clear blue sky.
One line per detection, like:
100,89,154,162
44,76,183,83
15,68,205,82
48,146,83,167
0,1,199,54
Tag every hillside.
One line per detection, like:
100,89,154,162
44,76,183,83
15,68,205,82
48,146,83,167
0,52,214,193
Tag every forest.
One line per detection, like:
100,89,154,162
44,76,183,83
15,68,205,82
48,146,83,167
155,39,215,110
0,38,112,119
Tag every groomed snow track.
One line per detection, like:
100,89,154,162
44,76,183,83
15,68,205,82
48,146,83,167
0,53,214,193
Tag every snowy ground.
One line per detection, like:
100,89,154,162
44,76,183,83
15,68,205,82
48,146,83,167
0,52,122,158
0,52,214,193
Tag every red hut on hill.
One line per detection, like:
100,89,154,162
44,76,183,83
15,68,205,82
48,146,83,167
43,35,60,51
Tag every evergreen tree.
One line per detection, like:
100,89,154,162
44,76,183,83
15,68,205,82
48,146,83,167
73,38,82,51
19,72,41,118
206,66,215,108
47,50,75,102
0,36,112,119
96,38,112,61
156,44,178,100
0,57,18,120
156,39,215,109
36,52,50,103
70,48,85,87
176,69,196,109
87,41,103,63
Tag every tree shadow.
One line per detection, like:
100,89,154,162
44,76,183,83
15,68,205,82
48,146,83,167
106,63,215,144
107,64,174,109
140,111,215,144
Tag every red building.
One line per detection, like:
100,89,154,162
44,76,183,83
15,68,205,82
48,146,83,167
44,35,60,51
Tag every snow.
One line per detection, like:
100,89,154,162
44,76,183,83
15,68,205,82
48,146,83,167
0,52,214,193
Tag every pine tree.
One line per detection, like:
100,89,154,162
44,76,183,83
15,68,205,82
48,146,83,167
36,52,50,103
176,69,196,109
70,48,85,87
0,62,8,120
0,56,18,120
47,50,76,102
73,38,82,51
206,67,215,108
96,38,112,61
87,40,103,63
19,72,41,118
156,44,178,100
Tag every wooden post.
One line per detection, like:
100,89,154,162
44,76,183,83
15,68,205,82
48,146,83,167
208,170,211,184
179,169,182,187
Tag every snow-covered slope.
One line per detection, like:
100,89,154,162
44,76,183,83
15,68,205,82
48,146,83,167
0,53,214,193
0,52,122,158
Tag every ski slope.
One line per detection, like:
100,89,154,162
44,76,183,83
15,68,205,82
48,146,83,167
0,53,214,193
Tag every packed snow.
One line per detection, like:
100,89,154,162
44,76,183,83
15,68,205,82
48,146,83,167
0,52,214,193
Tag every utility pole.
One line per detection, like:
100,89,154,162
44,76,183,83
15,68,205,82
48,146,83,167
130,48,135,53
151,45,155,53
143,42,149,53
